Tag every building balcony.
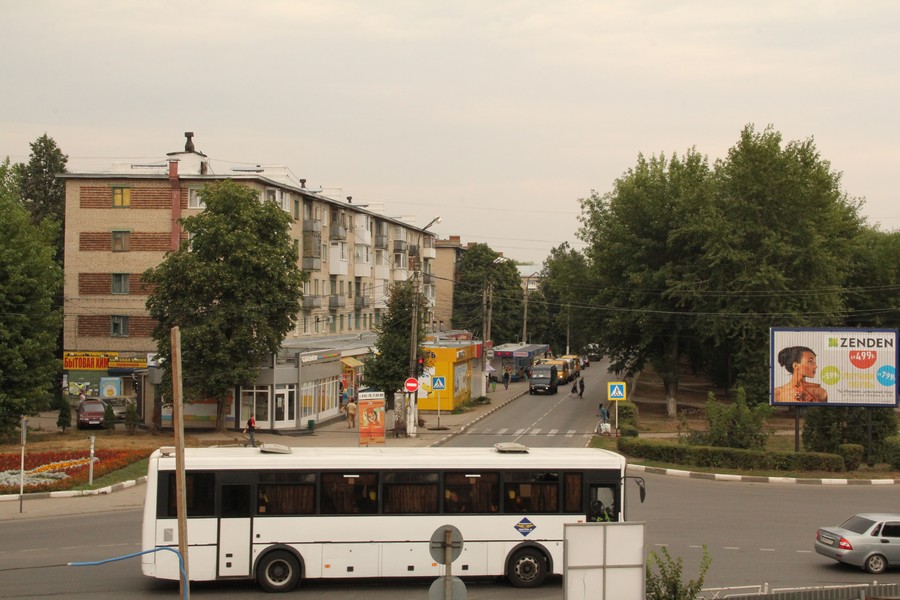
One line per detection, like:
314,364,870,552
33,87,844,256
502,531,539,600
355,296,372,310
329,225,347,240
374,234,389,249
393,239,407,253
303,219,322,233
302,257,321,271
329,295,347,310
302,295,322,309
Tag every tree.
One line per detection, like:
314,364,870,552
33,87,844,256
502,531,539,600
143,180,306,431
451,243,523,345
578,150,712,417
803,406,898,463
842,227,900,329
362,281,428,413
539,243,592,355
17,134,68,264
694,125,864,400
57,399,72,432
0,184,62,435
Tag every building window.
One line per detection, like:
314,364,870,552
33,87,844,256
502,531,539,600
112,230,131,252
112,187,131,207
111,273,130,294
111,315,129,337
188,188,205,209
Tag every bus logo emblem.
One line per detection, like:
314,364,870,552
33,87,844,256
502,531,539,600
515,518,536,537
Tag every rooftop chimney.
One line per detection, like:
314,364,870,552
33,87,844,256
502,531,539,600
299,179,307,188
184,132,195,152
347,196,353,203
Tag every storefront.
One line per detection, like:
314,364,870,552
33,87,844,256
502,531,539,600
63,351,146,410
416,341,479,412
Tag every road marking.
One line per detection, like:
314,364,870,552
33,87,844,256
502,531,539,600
760,548,776,552
496,428,508,435
549,429,559,436
565,430,575,437
530,429,541,435
514,428,526,435
724,547,740,550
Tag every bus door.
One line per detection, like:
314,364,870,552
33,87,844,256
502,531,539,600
218,482,253,577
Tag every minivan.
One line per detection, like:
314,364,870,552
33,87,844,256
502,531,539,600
529,364,559,395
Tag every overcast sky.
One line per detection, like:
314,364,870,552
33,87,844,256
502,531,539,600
2,1,898,264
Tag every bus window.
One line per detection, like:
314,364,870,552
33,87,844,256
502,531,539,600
588,485,617,522
221,484,252,518
321,473,378,514
563,473,583,513
503,472,559,514
162,472,215,518
258,472,316,515
383,472,439,514
444,472,499,513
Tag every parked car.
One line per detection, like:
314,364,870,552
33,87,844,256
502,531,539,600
103,396,129,421
815,513,900,574
76,399,108,429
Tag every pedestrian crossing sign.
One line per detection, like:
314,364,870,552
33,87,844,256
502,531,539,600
608,381,627,402
432,376,446,391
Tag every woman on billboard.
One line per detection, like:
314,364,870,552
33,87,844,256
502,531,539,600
774,346,828,403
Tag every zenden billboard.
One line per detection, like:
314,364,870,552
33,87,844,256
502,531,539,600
770,328,898,407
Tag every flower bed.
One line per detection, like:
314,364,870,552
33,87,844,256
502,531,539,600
0,449,150,494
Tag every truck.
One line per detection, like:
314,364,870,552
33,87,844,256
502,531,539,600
529,364,559,395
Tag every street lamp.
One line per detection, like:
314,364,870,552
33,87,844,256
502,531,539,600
521,272,539,345
405,215,442,437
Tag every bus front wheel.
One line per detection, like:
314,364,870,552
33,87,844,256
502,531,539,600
508,547,548,588
257,550,301,593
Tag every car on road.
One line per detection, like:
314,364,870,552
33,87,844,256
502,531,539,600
815,513,900,574
76,399,107,429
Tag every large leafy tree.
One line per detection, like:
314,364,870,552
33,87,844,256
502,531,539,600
842,227,899,329
578,150,712,417
143,180,306,431
362,281,428,412
451,243,523,345
17,134,68,263
539,243,592,355
694,125,864,399
0,172,62,435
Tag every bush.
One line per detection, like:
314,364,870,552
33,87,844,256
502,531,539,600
124,401,140,434
616,401,638,427
103,402,116,433
618,423,639,437
646,545,711,600
884,436,900,470
803,406,898,462
683,388,771,450
617,437,845,472
57,401,72,432
838,444,864,471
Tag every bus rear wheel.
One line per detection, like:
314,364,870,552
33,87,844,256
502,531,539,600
508,547,548,588
257,550,300,593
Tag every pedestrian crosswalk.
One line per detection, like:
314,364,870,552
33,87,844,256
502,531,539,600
464,426,585,437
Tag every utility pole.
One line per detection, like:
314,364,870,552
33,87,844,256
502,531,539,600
171,327,190,599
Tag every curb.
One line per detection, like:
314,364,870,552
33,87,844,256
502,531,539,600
627,464,900,485
0,476,148,502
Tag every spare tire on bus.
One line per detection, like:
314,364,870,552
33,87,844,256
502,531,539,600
257,550,301,593
507,547,548,588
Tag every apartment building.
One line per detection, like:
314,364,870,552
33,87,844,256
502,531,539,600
60,133,439,430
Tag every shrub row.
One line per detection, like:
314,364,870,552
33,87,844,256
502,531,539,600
617,437,845,472
885,436,900,470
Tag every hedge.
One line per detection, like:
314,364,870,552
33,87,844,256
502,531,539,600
617,437,845,472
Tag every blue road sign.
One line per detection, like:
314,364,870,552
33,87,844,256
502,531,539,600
432,376,447,391
607,381,627,401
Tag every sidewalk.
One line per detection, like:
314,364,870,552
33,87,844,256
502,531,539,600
0,382,529,521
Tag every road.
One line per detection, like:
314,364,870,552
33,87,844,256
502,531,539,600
2,363,894,596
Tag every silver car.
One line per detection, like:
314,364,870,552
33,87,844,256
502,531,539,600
815,513,900,574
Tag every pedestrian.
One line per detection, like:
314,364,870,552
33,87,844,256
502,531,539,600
599,403,608,423
503,371,510,390
345,398,358,428
571,381,578,396
578,378,585,398
244,413,257,447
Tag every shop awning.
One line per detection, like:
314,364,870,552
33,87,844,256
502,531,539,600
341,357,365,369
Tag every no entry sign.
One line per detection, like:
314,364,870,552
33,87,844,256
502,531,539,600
404,377,419,393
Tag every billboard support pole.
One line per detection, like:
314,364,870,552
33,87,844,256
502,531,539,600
794,408,801,453
867,409,874,468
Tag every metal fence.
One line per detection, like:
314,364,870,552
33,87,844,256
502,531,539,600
697,581,900,600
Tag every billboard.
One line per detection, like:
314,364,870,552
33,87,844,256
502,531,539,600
770,328,898,407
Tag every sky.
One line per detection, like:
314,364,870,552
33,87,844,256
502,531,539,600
2,1,898,265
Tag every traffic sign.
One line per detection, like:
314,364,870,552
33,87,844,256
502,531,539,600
404,377,419,393
607,381,627,402
432,376,446,391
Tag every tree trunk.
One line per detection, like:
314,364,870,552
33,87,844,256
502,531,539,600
664,379,679,419
662,335,680,419
216,397,227,432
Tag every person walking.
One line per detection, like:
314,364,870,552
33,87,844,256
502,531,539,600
578,378,585,398
345,398,358,428
503,371,510,390
245,413,257,447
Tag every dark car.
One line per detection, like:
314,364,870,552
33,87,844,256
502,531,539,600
815,513,900,574
76,399,107,429
529,364,558,395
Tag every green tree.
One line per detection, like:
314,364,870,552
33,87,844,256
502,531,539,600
0,177,62,436
842,227,900,329
539,243,592,354
57,398,72,432
578,150,712,417
451,243,523,345
143,180,306,431
17,134,68,263
646,545,712,600
0,157,22,200
696,125,863,399
362,281,428,414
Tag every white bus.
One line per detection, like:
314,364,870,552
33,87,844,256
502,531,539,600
141,443,644,592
